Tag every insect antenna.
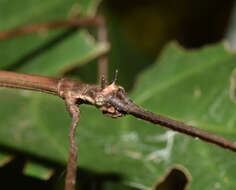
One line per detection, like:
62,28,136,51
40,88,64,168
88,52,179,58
110,69,118,85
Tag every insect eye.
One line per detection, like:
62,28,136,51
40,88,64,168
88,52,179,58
95,94,105,106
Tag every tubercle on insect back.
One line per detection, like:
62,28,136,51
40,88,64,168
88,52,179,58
101,83,120,95
97,84,127,118
57,75,126,118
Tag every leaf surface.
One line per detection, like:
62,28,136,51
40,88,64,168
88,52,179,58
0,0,106,71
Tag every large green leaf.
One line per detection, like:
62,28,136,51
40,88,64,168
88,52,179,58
0,0,105,71
0,43,236,189
17,30,108,76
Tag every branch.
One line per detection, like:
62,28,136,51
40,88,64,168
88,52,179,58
0,71,59,95
65,112,79,190
1,70,236,153
108,95,236,152
64,96,80,190
0,71,80,190
0,17,101,40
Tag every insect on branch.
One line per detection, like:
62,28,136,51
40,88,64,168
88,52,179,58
1,10,236,190
1,70,236,153
1,70,236,190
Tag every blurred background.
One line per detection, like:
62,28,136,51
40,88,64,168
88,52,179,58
0,0,236,189
77,0,235,91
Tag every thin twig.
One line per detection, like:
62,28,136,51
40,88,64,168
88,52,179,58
64,101,80,190
97,16,108,82
0,17,101,41
59,79,82,190
108,94,236,152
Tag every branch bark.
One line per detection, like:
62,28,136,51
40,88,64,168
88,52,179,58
0,17,101,41
65,103,80,190
0,70,59,94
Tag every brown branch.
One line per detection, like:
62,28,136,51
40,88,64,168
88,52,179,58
97,16,108,82
64,99,80,190
1,70,236,153
0,71,79,190
0,70,59,95
108,94,236,152
0,17,101,41
1,70,236,190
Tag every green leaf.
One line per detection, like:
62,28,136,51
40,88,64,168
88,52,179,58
17,30,108,76
0,152,13,167
0,0,105,71
23,161,54,180
0,43,236,189
121,43,236,189
0,0,101,30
